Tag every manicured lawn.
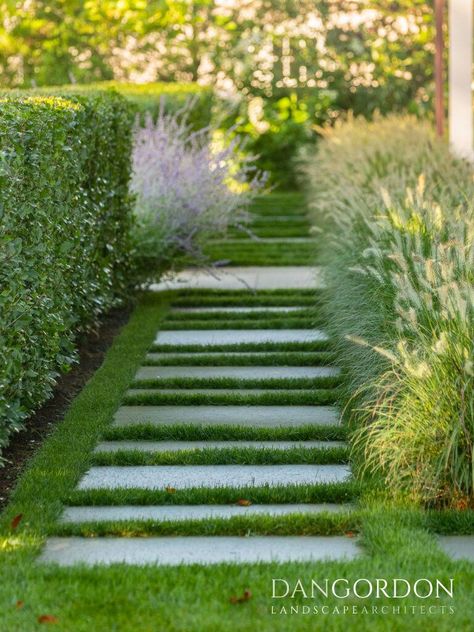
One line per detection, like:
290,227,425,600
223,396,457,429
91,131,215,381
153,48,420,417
1,191,472,631
90,445,350,466
204,193,317,265
0,290,473,632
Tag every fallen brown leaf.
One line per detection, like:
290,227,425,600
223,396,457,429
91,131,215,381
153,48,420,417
11,514,23,530
15,600,24,609
236,499,252,506
455,497,469,511
230,589,252,604
38,614,59,624
165,486,176,494
345,530,357,538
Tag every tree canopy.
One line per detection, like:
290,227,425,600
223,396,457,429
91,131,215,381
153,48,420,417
1,0,434,112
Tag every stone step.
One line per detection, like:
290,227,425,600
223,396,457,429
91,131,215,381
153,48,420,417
171,306,306,313
40,536,360,566
77,464,351,490
94,440,347,453
113,405,340,428
60,503,352,524
154,329,328,346
438,536,474,561
150,266,324,291
134,366,339,381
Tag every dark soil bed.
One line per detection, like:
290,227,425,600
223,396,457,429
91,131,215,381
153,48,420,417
0,306,132,511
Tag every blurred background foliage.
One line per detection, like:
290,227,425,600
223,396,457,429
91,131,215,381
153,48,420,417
0,0,436,187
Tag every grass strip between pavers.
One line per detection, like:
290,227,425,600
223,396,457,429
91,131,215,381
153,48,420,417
249,205,308,215
150,340,332,353
205,241,316,252
160,318,319,329
54,511,358,538
143,351,336,366
170,288,321,297
103,423,347,442
171,295,318,307
66,481,359,507
122,389,339,406
130,376,341,390
164,309,316,320
249,219,309,227
207,238,316,245
205,254,316,266
424,509,474,535
91,446,349,466
228,227,311,238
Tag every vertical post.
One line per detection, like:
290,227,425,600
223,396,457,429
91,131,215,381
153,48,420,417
435,0,444,137
449,0,473,159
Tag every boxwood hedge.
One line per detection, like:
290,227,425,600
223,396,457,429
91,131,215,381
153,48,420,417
79,82,214,130
0,89,134,459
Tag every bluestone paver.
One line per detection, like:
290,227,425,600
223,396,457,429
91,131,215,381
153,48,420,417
40,536,359,566
77,464,351,490
154,329,328,346
134,365,339,380
113,405,340,428
150,266,324,291
438,536,474,561
171,306,305,313
94,440,347,453
60,503,352,524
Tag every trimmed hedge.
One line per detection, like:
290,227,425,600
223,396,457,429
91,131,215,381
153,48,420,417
88,82,214,130
0,89,134,459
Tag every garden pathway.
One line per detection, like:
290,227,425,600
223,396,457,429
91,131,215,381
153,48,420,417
41,192,360,565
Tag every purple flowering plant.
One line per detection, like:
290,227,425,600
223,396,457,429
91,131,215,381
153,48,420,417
131,99,267,278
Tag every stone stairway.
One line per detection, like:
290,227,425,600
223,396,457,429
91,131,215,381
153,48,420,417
40,193,361,566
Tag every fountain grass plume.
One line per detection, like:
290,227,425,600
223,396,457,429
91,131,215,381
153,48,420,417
305,115,474,506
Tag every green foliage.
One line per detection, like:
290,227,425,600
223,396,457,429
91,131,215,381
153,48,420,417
0,1,436,186
38,82,214,131
228,91,335,189
0,89,134,458
0,1,435,103
305,116,474,506
92,82,214,130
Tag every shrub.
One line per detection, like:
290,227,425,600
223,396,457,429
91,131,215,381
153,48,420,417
0,89,134,459
131,103,267,278
305,116,474,506
225,90,336,190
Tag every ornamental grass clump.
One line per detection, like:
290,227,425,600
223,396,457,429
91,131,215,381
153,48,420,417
131,101,266,277
305,115,474,506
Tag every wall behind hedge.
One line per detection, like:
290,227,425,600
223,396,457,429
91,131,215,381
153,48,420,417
0,90,134,459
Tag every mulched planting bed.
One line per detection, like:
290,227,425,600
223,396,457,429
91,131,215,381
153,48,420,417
0,306,131,511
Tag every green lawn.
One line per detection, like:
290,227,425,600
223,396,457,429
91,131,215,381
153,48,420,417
203,192,317,265
1,192,473,631
0,291,473,632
